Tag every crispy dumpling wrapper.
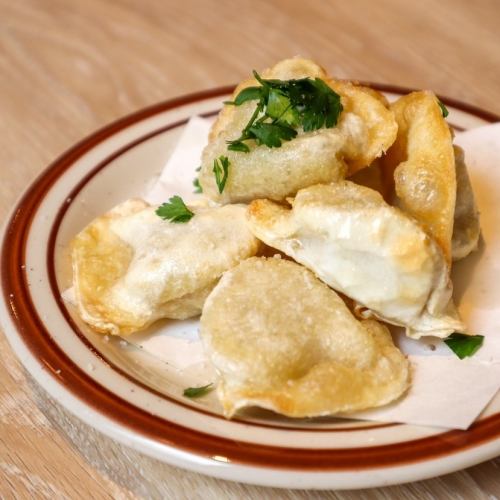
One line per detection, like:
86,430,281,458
199,58,397,203
71,199,260,335
247,182,465,339
452,145,480,260
382,91,456,263
200,257,410,418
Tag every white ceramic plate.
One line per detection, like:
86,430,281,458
1,85,499,490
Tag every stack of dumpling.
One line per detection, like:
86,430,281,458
71,58,480,419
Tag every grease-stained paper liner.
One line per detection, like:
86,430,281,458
127,118,499,429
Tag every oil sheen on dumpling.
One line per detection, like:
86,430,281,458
200,257,410,418
198,58,397,203
71,199,260,335
247,182,465,339
382,91,456,263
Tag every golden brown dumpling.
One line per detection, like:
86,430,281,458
452,146,480,260
200,257,410,418
383,91,456,263
71,199,260,335
247,182,465,339
199,58,397,204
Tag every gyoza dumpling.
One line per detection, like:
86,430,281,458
71,199,260,335
452,145,480,260
201,257,410,418
198,58,397,204
247,182,465,339
382,91,456,263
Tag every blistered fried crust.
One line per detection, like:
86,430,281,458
200,257,410,418
199,58,397,203
327,80,396,174
383,91,456,263
452,146,480,260
247,182,465,339
71,199,260,335
352,84,391,107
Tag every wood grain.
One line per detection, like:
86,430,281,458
1,0,500,497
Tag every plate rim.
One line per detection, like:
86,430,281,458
1,83,499,486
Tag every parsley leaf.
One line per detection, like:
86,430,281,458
302,78,343,130
183,383,213,398
156,195,194,223
227,141,250,153
225,71,343,153
225,86,262,105
213,155,230,193
438,99,449,118
266,88,300,126
193,177,203,193
249,122,297,148
444,333,484,359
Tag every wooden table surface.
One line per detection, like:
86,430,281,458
1,0,500,498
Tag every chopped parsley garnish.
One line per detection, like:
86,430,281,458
250,122,297,147
228,141,250,153
444,333,484,359
156,195,194,223
438,99,449,118
225,71,343,152
213,155,230,193
193,177,203,193
183,383,214,398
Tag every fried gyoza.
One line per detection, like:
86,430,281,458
198,58,397,203
383,91,456,263
247,182,465,339
71,199,260,335
200,257,410,418
452,146,480,260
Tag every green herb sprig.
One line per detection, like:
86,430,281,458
444,333,484,359
156,195,194,223
438,99,449,118
225,71,343,152
213,155,230,194
193,177,203,193
183,383,214,398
